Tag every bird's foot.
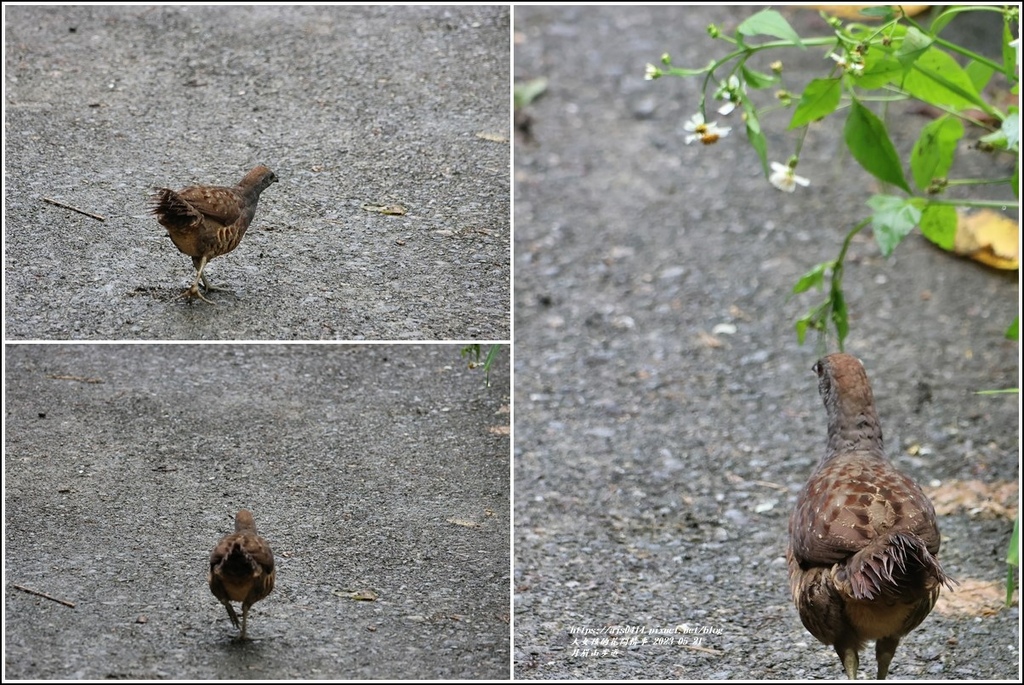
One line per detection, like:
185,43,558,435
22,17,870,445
199,272,235,295
179,284,216,304
201,284,237,299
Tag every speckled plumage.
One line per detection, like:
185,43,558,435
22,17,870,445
150,165,277,303
209,509,275,640
787,354,954,680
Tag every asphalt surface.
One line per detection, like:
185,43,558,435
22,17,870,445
4,5,509,341
4,344,510,679
514,5,1019,680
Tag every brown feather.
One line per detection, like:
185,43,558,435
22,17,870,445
208,509,275,639
787,354,954,679
150,165,277,303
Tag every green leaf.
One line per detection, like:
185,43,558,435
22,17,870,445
902,47,986,111
897,26,933,67
792,262,831,294
918,203,957,251
910,115,964,190
859,5,896,20
856,55,904,90
742,100,769,178
736,9,804,47
844,100,911,193
741,65,778,89
789,78,842,129
514,78,548,109
795,314,812,345
1007,316,1019,342
965,60,995,94
867,195,923,256
929,6,961,36
1003,19,1017,80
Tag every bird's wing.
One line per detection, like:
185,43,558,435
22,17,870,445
791,456,942,565
176,185,245,226
241,534,275,575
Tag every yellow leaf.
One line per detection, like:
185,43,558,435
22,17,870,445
808,5,930,19
447,517,481,528
954,210,1019,270
361,204,407,216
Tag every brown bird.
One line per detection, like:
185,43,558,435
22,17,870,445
208,509,275,640
787,353,954,679
150,165,278,303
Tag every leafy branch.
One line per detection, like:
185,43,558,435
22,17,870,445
648,5,1019,349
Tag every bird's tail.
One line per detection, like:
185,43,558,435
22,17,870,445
149,188,196,229
215,541,257,579
840,531,956,601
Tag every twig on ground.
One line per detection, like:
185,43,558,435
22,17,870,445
12,584,76,608
42,197,106,222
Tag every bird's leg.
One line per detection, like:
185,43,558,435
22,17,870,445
193,258,235,297
876,637,899,680
200,271,221,293
221,600,240,630
239,604,250,641
181,256,216,304
836,643,859,680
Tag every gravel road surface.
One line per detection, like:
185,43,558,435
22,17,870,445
513,5,1018,679
5,343,510,679
5,5,509,341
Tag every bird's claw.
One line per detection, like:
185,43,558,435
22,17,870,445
179,285,216,305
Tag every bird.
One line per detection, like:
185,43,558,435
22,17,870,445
150,165,278,303
787,353,955,680
208,509,275,640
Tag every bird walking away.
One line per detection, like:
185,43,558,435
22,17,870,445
150,165,278,303
787,353,955,680
209,509,275,640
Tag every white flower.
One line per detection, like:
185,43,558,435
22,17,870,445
714,75,745,116
684,112,731,145
769,161,810,192
644,63,661,81
830,52,863,75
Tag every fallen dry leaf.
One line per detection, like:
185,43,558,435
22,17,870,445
927,479,1018,519
935,578,1015,616
447,517,481,529
697,330,725,349
808,5,930,19
953,209,1019,270
332,588,379,601
361,204,407,216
